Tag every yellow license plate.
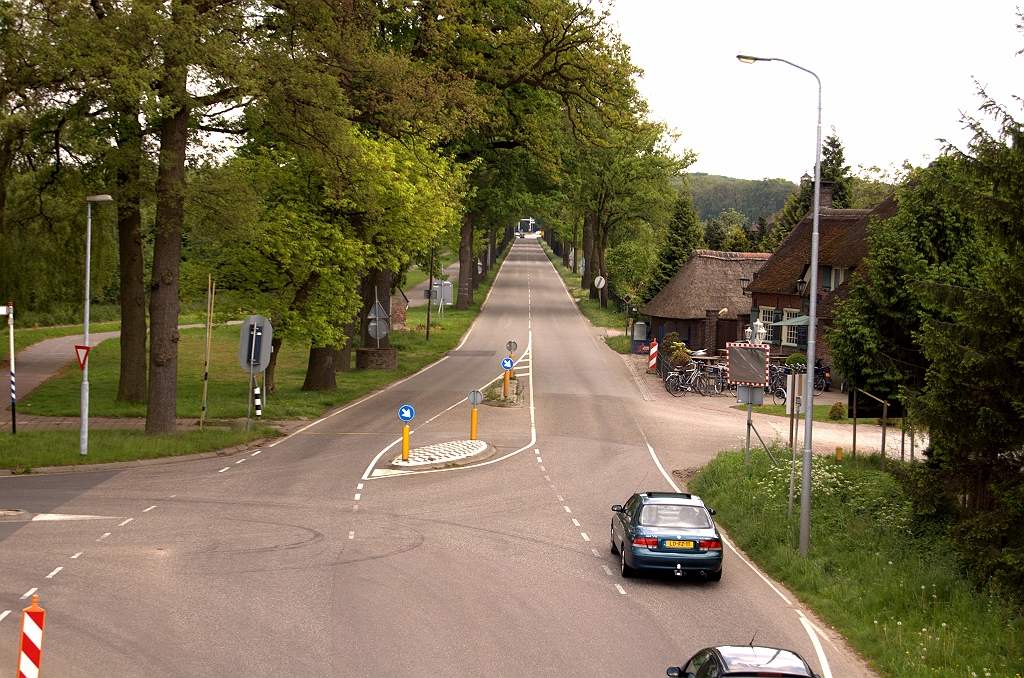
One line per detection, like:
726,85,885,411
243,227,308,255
664,540,694,549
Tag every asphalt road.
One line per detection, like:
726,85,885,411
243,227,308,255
0,240,876,677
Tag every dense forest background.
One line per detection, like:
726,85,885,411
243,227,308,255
684,173,796,223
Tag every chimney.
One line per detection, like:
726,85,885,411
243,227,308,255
817,180,834,210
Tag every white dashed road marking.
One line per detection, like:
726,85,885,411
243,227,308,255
563,506,571,513
603,565,613,576
143,506,156,512
71,552,82,559
97,533,110,541
357,484,363,490
581,533,590,541
46,567,62,579
354,494,361,501
615,584,626,595
250,450,261,456
349,531,355,539
119,518,133,527
0,611,9,622
572,519,580,527
235,459,245,464
591,548,600,557
218,467,230,473
20,588,37,600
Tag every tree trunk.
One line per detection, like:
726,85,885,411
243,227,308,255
456,211,474,310
572,221,579,273
265,336,282,393
301,346,337,391
582,212,596,297
334,321,355,372
598,237,609,308
489,229,497,273
561,240,570,268
115,113,148,403
145,66,189,435
360,268,392,349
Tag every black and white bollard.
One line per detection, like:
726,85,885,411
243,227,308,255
253,386,262,419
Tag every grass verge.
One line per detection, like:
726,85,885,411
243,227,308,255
731,403,877,425
690,449,1024,678
604,335,631,354
22,245,510,422
0,426,274,470
538,240,628,330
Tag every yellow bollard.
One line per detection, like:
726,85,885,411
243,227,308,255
402,425,410,460
470,408,478,440
503,370,510,398
508,352,515,377
836,446,843,465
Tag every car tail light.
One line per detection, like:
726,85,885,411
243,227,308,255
632,537,658,548
699,539,722,551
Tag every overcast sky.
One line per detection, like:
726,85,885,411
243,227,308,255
607,1,1023,183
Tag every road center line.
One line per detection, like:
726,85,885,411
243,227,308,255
581,533,590,541
348,531,355,539
615,584,626,595
97,533,110,541
235,459,245,464
20,588,37,600
572,519,580,527
563,506,571,513
0,611,9,622
46,567,62,579
250,450,261,456
71,552,82,559
354,494,361,500
118,518,133,527
143,506,156,512
357,483,363,490
603,565,613,576
218,467,230,473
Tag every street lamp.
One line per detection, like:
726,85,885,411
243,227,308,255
745,318,766,345
737,53,822,558
81,194,114,457
795,278,807,296
739,276,750,295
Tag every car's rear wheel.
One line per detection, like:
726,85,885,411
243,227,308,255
610,524,618,554
620,547,635,578
707,569,722,582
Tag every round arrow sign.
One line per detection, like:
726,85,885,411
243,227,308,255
398,405,415,422
501,357,514,370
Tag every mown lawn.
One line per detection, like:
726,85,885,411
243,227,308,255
690,450,1024,678
732,402,878,425
22,246,509,422
0,427,275,471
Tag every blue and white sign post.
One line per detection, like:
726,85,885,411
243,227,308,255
501,357,514,370
501,356,515,398
399,405,415,461
1,302,13,433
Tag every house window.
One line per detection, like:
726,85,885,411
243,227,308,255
759,306,775,328
783,309,801,346
832,267,850,290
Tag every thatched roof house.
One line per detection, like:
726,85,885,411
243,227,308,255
641,249,770,352
748,193,898,358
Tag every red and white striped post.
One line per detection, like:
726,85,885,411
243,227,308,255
17,594,45,678
647,338,658,373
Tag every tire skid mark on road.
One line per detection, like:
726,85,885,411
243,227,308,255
634,414,840,676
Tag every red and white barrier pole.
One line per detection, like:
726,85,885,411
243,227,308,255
648,338,658,373
17,594,45,678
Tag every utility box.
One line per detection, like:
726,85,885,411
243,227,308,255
432,280,453,306
630,321,649,354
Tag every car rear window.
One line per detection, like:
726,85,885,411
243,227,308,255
638,504,711,529
717,646,810,675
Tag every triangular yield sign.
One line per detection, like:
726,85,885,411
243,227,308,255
74,345,91,370
367,301,389,320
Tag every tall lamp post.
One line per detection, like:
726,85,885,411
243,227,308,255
737,54,822,558
81,194,114,457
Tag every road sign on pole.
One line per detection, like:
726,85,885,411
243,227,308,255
501,357,514,370
593,275,606,289
238,315,273,374
398,405,415,422
368,318,388,340
367,300,389,320
74,345,91,370
468,390,484,405
505,340,517,353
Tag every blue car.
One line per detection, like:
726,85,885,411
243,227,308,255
610,492,723,580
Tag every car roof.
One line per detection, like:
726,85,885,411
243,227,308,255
637,492,704,506
714,646,811,675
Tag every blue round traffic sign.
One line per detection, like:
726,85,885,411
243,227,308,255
501,357,514,370
398,405,415,422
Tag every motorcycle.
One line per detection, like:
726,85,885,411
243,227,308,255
814,359,832,395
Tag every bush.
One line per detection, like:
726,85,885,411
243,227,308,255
669,341,692,366
662,331,680,346
785,352,807,366
828,402,846,420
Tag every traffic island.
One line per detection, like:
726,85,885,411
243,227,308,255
385,439,493,471
483,377,523,407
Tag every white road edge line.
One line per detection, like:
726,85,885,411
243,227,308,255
635,419,794,606
799,616,833,678
363,330,537,480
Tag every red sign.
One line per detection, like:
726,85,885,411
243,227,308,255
74,345,91,370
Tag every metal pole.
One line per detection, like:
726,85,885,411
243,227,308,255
852,389,858,459
200,275,214,431
80,203,92,457
881,401,888,471
745,401,752,474
7,302,14,434
246,322,257,432
426,247,434,342
793,60,823,559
